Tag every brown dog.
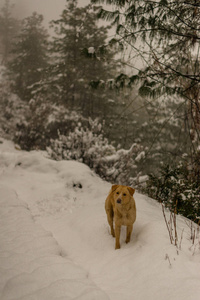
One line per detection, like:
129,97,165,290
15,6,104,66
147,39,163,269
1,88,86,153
105,184,136,249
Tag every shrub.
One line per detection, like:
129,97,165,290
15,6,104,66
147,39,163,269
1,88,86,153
0,67,28,140
145,163,200,222
47,118,144,184
14,98,85,150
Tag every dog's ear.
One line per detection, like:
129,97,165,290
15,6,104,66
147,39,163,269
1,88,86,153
111,184,119,192
127,187,135,196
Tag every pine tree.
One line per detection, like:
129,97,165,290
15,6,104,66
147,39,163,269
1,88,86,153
8,12,49,100
92,0,200,173
49,0,116,118
0,0,20,64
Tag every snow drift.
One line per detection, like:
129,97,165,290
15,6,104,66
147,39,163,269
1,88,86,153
0,139,200,300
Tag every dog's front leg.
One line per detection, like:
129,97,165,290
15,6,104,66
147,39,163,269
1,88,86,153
106,209,115,237
126,224,133,244
115,224,121,249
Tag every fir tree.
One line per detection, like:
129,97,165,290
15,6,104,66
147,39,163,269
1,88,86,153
49,0,116,118
92,0,200,175
0,0,20,64
8,12,49,100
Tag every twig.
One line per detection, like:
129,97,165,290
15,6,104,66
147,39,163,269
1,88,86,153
179,229,184,250
165,254,172,268
162,203,173,244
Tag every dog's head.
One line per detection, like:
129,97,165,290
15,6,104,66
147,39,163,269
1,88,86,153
112,184,135,206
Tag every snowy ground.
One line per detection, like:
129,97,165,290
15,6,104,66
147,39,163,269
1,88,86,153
0,139,200,300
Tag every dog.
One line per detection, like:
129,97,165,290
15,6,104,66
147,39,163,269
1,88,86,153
105,184,136,249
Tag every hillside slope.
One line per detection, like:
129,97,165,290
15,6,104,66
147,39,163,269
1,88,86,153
0,139,200,300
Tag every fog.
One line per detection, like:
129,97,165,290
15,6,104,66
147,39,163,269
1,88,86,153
0,0,90,27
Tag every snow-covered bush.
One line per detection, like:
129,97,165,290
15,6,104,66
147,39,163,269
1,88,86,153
145,163,200,223
0,67,28,140
48,118,115,163
0,68,83,151
14,97,85,150
48,118,144,185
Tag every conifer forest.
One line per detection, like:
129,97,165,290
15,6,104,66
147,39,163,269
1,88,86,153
0,0,200,222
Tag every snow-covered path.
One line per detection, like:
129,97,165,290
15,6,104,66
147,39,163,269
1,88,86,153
0,183,109,300
41,194,200,300
0,139,200,300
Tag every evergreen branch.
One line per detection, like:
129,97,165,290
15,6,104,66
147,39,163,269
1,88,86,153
182,1,200,8
147,71,200,83
122,27,200,41
91,0,128,6
159,1,200,32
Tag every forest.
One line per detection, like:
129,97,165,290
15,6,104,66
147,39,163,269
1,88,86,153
0,0,199,222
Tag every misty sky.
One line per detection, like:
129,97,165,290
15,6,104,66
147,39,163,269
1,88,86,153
0,0,91,27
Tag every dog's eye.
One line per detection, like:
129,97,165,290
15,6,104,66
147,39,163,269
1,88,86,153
123,193,126,196
116,192,119,194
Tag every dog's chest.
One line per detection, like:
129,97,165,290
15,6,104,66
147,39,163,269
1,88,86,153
115,209,132,225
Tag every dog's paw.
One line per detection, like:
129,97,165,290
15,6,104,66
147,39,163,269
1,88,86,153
115,243,120,250
111,229,115,237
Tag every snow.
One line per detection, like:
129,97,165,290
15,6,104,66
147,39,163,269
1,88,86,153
135,151,145,162
0,138,200,300
88,47,95,54
139,175,149,183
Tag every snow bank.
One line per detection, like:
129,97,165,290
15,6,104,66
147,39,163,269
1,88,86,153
0,140,109,299
0,185,109,300
0,139,200,300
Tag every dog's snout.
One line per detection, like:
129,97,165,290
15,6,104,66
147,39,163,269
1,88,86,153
117,198,121,204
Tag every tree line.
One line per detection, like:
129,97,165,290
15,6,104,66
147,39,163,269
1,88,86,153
0,0,199,222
